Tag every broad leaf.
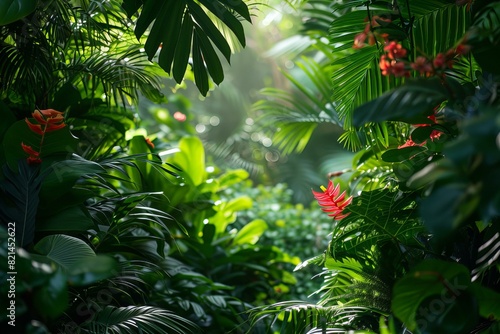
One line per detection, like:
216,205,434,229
233,219,268,245
33,269,69,320
123,0,251,95
392,259,473,331
34,234,96,272
0,162,42,247
0,0,37,26
169,136,206,186
353,78,450,126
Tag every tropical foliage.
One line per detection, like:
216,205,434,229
0,0,296,333
1,0,500,333
249,0,500,333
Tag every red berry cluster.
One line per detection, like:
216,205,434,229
377,40,470,78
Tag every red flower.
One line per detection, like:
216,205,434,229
384,41,407,60
21,142,42,164
33,109,64,125
21,143,39,157
27,156,42,165
312,181,353,220
433,53,447,69
398,138,424,149
22,108,65,164
411,56,434,76
26,108,66,134
380,55,410,77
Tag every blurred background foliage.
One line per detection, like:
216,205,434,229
2,0,499,333
138,0,353,204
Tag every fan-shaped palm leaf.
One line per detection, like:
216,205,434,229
82,305,199,334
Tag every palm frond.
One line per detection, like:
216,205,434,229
329,1,470,150
66,42,164,106
314,257,391,314
472,225,500,282
255,55,341,155
248,300,379,334
82,305,199,334
411,3,469,58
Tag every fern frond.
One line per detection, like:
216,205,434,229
331,188,423,257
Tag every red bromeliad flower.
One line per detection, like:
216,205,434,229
312,181,353,220
22,108,66,164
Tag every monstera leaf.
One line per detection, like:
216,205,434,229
122,0,251,96
0,0,37,26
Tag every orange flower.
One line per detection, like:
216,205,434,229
379,55,410,77
145,137,155,149
33,110,64,125
25,119,44,135
353,32,368,49
26,108,66,134
312,181,352,220
22,108,65,164
39,109,64,117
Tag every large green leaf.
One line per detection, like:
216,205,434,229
392,259,475,332
233,219,268,245
123,0,251,95
353,78,450,126
0,162,42,247
34,234,96,272
2,119,79,172
169,136,206,186
40,155,106,199
0,0,37,26
33,269,69,320
36,205,95,233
